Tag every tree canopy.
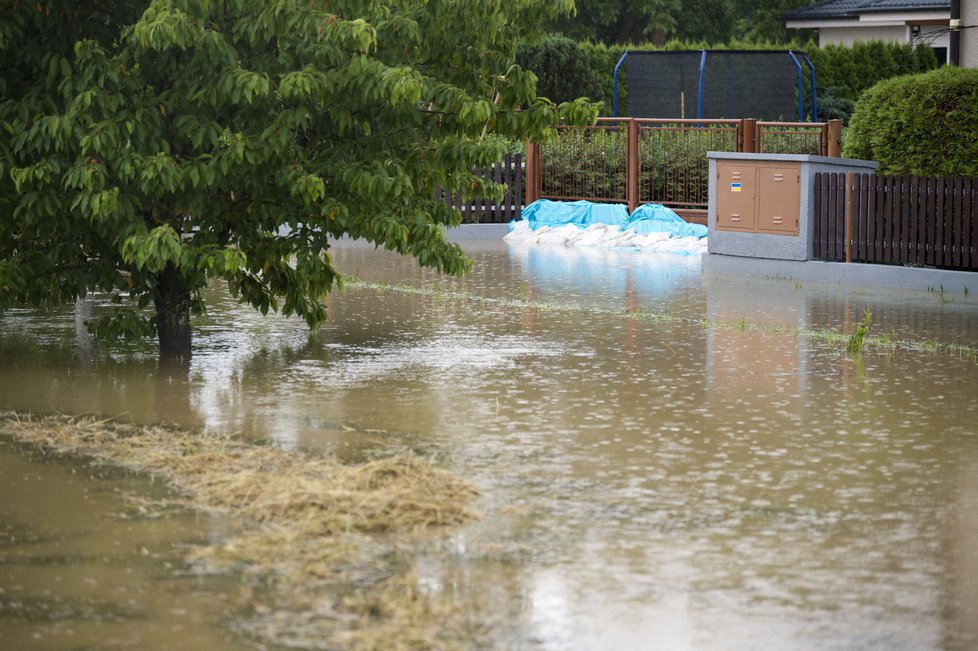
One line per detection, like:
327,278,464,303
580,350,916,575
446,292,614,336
554,0,821,45
0,0,596,356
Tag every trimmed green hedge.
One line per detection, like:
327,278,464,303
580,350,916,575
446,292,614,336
844,66,978,176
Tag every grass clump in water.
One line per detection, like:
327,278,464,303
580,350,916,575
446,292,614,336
847,309,873,354
0,412,481,649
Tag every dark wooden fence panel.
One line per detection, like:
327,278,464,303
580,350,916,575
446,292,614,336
813,172,978,271
438,154,523,223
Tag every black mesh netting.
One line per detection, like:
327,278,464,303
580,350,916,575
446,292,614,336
623,51,803,121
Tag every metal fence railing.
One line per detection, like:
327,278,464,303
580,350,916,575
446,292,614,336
527,117,842,224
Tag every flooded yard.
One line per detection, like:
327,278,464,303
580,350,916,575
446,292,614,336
2,241,978,650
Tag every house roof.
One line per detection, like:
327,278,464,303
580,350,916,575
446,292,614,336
784,0,950,21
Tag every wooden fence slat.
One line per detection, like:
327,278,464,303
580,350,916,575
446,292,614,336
826,172,835,259
865,174,876,263
889,176,899,264
869,174,884,262
877,176,893,263
822,172,832,258
953,177,963,267
836,172,846,261
950,176,958,266
851,173,861,261
892,175,901,264
966,177,975,269
513,154,524,221
493,161,504,223
876,176,885,263
903,176,911,264
854,174,869,262
827,173,838,260
899,175,908,263
813,173,823,258
926,176,937,266
912,175,922,265
935,176,946,267
853,173,864,262
836,172,847,261
860,173,871,262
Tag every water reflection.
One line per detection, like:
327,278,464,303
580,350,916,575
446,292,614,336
0,444,243,650
1,242,977,649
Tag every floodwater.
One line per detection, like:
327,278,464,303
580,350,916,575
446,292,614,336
2,240,978,650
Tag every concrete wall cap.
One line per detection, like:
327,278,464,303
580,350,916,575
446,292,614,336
706,151,879,170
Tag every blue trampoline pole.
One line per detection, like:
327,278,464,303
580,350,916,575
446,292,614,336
787,51,804,121
697,50,707,120
802,53,818,121
613,52,628,118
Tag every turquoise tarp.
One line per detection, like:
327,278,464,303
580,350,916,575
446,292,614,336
514,200,706,239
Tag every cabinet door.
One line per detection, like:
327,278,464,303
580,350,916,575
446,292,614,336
716,162,755,232
757,166,799,235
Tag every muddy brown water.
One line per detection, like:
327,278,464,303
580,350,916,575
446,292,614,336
2,241,978,650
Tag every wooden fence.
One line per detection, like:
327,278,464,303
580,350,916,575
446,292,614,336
437,153,523,223
814,172,978,271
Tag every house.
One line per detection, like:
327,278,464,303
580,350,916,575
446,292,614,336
784,1,952,63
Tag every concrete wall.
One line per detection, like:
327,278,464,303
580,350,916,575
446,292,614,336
702,254,978,297
963,0,978,68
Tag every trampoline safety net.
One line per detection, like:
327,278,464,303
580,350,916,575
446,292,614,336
623,51,802,121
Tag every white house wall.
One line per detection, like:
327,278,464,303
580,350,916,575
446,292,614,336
818,25,908,46
916,24,951,57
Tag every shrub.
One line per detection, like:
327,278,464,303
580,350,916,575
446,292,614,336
844,66,978,176
814,85,856,124
516,36,603,106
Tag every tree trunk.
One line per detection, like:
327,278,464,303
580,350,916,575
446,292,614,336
154,263,192,359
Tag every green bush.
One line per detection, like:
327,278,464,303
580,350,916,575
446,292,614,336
844,66,978,176
516,36,603,106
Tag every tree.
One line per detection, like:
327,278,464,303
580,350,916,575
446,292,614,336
553,0,682,45
0,0,596,357
552,0,822,45
732,0,820,44
674,0,738,44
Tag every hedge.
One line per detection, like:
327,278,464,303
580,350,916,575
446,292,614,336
844,66,978,176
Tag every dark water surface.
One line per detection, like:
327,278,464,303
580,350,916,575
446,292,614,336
2,241,978,650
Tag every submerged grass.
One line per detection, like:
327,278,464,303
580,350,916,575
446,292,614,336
0,412,482,649
347,279,978,361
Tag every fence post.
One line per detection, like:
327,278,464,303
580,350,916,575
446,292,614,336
627,119,639,213
845,171,854,263
525,141,539,205
738,119,757,153
827,120,843,157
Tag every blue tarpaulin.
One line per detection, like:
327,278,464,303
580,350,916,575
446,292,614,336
520,200,629,230
626,203,708,238
506,200,708,255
